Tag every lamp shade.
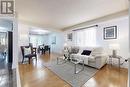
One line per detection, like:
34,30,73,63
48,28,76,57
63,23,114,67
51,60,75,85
109,44,120,50
64,43,67,47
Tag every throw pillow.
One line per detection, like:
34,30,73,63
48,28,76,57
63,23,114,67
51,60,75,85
71,47,79,54
24,47,31,55
81,50,91,56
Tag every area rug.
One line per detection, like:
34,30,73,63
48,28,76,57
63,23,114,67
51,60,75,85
43,59,98,87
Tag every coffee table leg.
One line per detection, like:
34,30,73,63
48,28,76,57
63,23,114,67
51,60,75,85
74,64,76,74
74,60,84,74
83,60,84,70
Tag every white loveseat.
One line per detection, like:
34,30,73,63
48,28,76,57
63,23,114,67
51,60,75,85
70,46,108,69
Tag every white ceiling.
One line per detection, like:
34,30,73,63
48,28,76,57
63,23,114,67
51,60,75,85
29,27,51,35
16,0,128,30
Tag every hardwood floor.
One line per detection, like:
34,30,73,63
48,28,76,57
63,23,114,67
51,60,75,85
83,65,128,87
19,53,128,87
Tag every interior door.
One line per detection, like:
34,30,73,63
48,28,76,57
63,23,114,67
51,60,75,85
8,31,13,64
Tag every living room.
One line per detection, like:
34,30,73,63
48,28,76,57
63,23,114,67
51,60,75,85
16,0,129,87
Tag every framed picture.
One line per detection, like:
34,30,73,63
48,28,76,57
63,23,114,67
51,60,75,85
51,36,56,44
67,33,72,41
104,26,117,40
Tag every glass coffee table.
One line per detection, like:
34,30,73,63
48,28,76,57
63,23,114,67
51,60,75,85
57,56,84,74
70,58,84,74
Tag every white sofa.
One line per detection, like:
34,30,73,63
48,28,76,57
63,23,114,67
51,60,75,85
70,46,108,69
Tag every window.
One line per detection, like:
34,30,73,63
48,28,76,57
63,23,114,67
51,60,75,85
74,27,97,47
0,32,7,45
29,35,47,47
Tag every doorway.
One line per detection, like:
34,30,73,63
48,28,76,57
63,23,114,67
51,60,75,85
0,19,13,69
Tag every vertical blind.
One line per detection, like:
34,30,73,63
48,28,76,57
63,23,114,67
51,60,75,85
73,26,97,47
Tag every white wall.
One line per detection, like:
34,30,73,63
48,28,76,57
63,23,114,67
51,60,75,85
12,19,18,69
42,35,49,45
18,23,29,46
64,30,74,46
13,19,21,87
64,16,129,68
18,22,30,62
96,17,129,68
48,32,64,54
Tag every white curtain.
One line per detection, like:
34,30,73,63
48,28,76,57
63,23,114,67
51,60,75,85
74,27,97,47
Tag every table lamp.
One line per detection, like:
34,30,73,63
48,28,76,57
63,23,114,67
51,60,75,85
109,44,120,57
64,43,69,50
64,43,67,47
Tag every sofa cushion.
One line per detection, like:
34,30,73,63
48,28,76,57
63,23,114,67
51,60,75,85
81,50,91,56
24,47,31,55
78,47,95,53
90,47,103,56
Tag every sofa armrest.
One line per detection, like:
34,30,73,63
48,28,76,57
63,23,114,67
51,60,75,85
88,55,108,69
95,55,108,68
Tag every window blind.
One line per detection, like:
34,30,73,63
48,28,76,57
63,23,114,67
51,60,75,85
73,26,97,47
